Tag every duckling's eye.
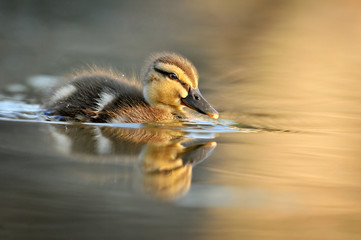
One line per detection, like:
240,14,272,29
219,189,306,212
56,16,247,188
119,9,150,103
168,73,178,80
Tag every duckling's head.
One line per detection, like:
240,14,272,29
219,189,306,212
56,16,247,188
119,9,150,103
142,52,219,119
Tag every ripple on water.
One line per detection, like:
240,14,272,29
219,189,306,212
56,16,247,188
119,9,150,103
0,100,43,120
0,98,249,136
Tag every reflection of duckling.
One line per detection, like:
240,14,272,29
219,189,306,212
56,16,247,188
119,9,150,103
45,52,218,123
139,141,216,201
48,124,185,158
47,124,216,201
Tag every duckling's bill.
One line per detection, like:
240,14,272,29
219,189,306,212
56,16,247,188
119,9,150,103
181,88,219,119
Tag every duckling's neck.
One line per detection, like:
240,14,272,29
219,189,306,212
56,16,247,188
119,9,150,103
143,85,177,110
142,90,184,122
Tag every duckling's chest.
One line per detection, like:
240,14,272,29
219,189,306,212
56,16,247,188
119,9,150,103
99,102,179,123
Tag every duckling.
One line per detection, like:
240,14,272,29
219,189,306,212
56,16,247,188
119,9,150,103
45,52,219,123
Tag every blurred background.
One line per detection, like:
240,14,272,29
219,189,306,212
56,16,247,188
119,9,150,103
1,0,361,239
1,0,361,130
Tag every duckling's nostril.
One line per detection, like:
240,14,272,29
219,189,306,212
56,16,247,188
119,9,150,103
194,95,200,100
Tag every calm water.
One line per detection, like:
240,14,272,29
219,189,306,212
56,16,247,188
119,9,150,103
1,1,361,239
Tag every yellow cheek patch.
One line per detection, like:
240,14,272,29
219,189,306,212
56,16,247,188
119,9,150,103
179,87,188,98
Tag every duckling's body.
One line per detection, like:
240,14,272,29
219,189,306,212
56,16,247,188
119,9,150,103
46,72,177,122
45,53,218,123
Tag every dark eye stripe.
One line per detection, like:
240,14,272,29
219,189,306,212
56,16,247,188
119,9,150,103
154,67,189,91
181,82,190,92
154,67,169,76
